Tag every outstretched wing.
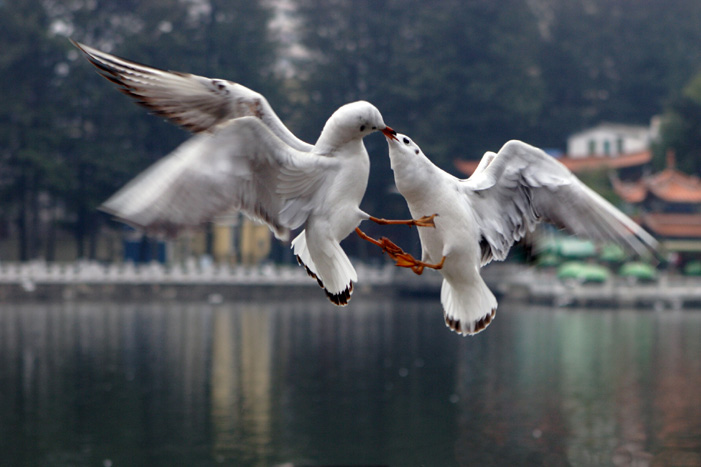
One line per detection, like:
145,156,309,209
461,140,658,265
100,117,331,241
72,40,313,152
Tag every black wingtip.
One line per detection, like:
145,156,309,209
325,282,353,306
296,255,353,306
445,307,496,336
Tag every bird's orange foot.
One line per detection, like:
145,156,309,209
368,213,438,228
389,246,445,275
355,228,445,275
403,255,446,275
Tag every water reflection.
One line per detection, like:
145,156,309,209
0,299,699,466
211,304,274,463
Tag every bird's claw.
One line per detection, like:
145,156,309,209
374,235,445,275
355,227,445,275
411,213,438,228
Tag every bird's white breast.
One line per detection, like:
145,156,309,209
406,182,481,276
312,142,370,239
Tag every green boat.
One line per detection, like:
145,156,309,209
619,262,657,281
557,261,610,283
683,260,701,276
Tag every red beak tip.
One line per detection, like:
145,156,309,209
382,126,398,141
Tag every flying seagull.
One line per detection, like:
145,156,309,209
371,134,658,335
72,41,434,305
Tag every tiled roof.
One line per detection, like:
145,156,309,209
647,169,701,203
454,150,651,176
453,159,481,175
642,213,701,238
559,150,652,172
612,168,701,204
611,177,648,204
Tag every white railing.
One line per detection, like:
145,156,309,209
0,260,398,287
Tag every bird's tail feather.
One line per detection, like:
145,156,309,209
441,276,497,335
292,230,356,306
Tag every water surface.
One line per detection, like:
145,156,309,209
1,298,699,466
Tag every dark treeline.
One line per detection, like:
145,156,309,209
1,0,701,261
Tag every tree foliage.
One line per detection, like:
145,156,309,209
1,0,278,260
655,72,701,174
0,0,67,260
538,0,701,145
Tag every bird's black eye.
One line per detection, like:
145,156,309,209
360,125,366,132
403,137,410,145
415,149,419,155
372,126,377,130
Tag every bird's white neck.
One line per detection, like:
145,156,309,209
314,134,365,157
390,151,440,200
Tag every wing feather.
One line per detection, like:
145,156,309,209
462,140,657,264
72,40,313,152
100,117,330,240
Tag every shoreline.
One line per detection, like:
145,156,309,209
1,260,700,310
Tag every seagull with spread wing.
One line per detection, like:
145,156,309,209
374,134,658,335
72,41,434,305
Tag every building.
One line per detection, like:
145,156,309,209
120,214,272,266
566,123,651,159
204,215,272,266
612,152,701,259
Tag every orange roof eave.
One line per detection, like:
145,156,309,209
647,169,701,203
454,150,651,177
611,177,648,203
558,150,652,172
643,213,701,238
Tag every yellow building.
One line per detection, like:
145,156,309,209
238,218,272,265
210,214,271,265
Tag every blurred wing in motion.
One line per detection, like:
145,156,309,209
462,140,658,265
100,117,330,241
72,40,313,152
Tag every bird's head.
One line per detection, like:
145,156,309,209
384,133,435,196
317,101,396,150
385,132,426,165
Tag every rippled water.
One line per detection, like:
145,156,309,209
0,297,699,466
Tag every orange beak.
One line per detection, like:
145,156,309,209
381,126,398,141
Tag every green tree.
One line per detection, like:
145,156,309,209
0,0,67,260
294,0,544,161
655,72,701,175
398,0,544,160
0,0,279,260
538,0,701,147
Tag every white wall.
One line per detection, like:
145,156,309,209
567,124,650,158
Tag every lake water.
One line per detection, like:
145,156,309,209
0,297,699,466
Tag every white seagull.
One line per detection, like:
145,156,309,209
376,134,658,335
72,41,432,305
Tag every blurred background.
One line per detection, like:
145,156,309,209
1,1,701,466
2,0,701,265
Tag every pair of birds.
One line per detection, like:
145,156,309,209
72,41,658,336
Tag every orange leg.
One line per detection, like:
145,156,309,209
369,213,438,228
355,227,446,275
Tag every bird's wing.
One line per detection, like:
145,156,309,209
72,40,313,152
100,117,332,241
461,140,658,265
